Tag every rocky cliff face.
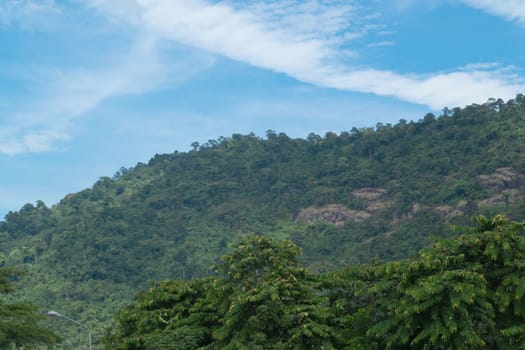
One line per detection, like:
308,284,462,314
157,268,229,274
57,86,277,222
296,204,371,226
296,168,525,227
296,188,391,226
477,168,525,207
478,167,525,191
351,188,391,212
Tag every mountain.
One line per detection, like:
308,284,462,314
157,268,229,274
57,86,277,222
1,95,525,347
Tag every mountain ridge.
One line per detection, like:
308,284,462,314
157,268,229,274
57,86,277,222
1,95,525,347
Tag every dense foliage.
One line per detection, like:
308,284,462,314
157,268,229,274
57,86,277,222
105,236,336,349
106,215,525,349
0,266,59,348
0,95,524,346
325,214,525,349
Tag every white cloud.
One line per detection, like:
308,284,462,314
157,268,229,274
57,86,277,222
0,127,69,155
460,0,525,25
4,0,525,155
44,37,168,115
0,140,25,156
0,122,69,155
0,37,161,154
137,1,331,75
1,29,213,155
367,40,396,48
321,66,524,109
0,0,59,29
112,0,524,109
23,130,70,153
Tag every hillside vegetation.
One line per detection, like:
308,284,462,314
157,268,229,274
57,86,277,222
1,95,525,347
105,215,525,349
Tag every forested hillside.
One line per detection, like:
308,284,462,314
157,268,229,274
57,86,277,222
105,215,525,349
1,95,525,347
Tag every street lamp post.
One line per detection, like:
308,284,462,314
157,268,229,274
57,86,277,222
47,311,92,350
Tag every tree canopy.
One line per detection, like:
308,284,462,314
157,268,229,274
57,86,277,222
105,236,334,349
105,215,525,349
0,267,59,348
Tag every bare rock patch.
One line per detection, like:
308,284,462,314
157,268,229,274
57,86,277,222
478,167,525,190
296,204,372,226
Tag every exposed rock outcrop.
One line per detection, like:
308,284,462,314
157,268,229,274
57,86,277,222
393,203,423,225
478,167,525,190
351,188,388,201
478,189,522,207
433,200,467,219
477,168,525,207
296,188,392,226
351,188,392,212
296,204,371,226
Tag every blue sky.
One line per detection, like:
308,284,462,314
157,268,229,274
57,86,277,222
1,0,525,217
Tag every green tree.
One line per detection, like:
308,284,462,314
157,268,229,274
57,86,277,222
106,217,525,349
105,236,335,349
333,215,525,349
0,267,59,348
213,236,334,349
104,277,223,350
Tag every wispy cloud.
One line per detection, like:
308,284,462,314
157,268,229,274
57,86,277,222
0,0,59,28
0,37,162,154
0,7,213,155
2,0,525,155
367,40,396,48
322,65,524,110
103,0,524,109
460,0,525,25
